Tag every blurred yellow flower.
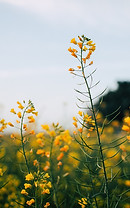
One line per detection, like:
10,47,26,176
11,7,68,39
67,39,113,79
26,199,35,206
10,108,16,114
17,112,21,119
28,116,35,123
77,42,82,49
21,189,28,196
30,130,35,135
36,149,45,155
8,122,14,127
57,152,64,161
36,132,44,138
70,38,77,44
41,124,49,131
25,173,34,181
24,183,32,189
44,202,50,208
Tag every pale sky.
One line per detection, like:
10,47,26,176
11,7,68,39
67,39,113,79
0,0,130,128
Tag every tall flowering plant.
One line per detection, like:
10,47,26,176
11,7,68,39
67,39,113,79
68,35,130,208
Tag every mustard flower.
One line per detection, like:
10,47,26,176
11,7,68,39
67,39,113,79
25,173,34,181
69,68,74,72
21,189,28,196
73,121,77,128
26,199,35,206
0,168,3,176
30,130,35,135
10,108,16,114
57,152,64,161
17,112,21,118
70,38,77,44
36,149,45,155
60,145,69,152
49,130,56,137
28,116,35,123
24,183,32,189
44,202,50,208
71,52,77,58
36,132,44,138
8,122,14,127
41,124,49,131
77,42,82,49
78,111,83,116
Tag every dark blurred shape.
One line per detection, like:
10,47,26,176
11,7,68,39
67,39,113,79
95,81,130,122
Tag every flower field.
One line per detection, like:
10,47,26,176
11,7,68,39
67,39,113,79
0,35,129,208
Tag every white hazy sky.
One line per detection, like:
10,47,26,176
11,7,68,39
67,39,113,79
0,0,130,128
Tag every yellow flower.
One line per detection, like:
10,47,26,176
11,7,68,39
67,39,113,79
73,121,77,128
71,52,77,58
30,130,35,135
26,199,35,206
60,145,69,152
44,202,50,208
122,125,130,133
125,180,130,187
0,168,3,176
32,111,38,116
77,42,82,49
8,122,14,127
36,149,45,155
89,61,93,65
57,152,64,161
124,116,130,126
28,116,35,123
36,132,44,138
24,183,32,189
49,130,56,137
25,173,34,181
36,138,44,146
83,45,88,51
78,128,83,133
44,173,50,178
17,112,21,118
42,188,50,194
10,108,16,114
41,124,49,131
23,124,27,131
73,117,77,122
69,68,74,72
18,103,24,109
70,38,77,45
78,111,83,116
87,40,93,45
21,189,28,195
10,134,15,139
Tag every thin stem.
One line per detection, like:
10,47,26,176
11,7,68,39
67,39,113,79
80,44,110,208
20,106,30,173
49,137,59,208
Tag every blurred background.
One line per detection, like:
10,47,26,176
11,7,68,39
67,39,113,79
0,0,130,129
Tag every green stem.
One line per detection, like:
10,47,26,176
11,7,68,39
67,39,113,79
20,106,30,173
49,137,59,208
81,45,110,208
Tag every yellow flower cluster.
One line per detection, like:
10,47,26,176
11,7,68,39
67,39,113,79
0,119,7,133
78,198,87,208
68,35,96,72
72,111,95,135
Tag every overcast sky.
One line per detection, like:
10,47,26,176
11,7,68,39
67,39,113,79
0,0,130,128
